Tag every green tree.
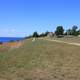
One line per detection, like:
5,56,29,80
39,33,45,37
33,31,39,37
65,25,79,36
76,29,80,35
66,29,72,35
71,25,78,36
39,31,49,37
44,31,49,36
55,26,64,36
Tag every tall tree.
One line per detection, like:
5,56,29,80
71,25,78,36
33,31,39,37
55,26,64,36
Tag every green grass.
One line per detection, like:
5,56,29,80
0,38,80,80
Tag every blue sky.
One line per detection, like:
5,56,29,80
0,0,80,37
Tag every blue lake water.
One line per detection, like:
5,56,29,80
0,37,24,43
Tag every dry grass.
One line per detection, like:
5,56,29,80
0,38,80,80
3,41,23,48
0,41,23,52
50,36,80,43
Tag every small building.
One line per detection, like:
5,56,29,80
47,32,54,38
78,35,80,37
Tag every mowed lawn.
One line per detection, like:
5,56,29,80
0,38,80,80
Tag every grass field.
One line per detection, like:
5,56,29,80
0,38,80,80
49,36,80,43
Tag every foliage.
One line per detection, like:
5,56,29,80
25,25,80,38
71,25,78,36
77,29,80,35
33,31,39,37
66,29,72,35
65,25,79,36
39,31,49,37
44,31,49,36
55,26,64,36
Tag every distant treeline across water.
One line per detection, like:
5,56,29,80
0,37,24,43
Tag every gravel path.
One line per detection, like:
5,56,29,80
40,38,80,47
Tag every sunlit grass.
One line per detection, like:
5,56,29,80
0,38,80,80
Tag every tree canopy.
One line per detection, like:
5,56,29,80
33,32,39,37
55,26,64,36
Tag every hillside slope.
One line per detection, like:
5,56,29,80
0,38,80,80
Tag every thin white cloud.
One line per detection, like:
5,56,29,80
0,28,16,32
0,28,26,37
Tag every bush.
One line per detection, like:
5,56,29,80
0,42,3,44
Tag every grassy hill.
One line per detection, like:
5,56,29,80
0,38,80,80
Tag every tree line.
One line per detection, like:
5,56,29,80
26,25,80,38
55,25,80,36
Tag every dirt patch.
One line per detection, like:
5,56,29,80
41,38,80,46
